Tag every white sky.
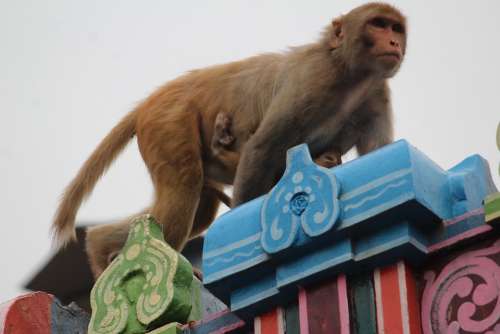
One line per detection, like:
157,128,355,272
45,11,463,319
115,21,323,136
0,1,499,302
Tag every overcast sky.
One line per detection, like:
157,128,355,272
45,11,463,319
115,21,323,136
0,1,499,302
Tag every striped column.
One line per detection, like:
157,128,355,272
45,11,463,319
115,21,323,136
373,261,421,334
254,308,285,334
298,275,350,334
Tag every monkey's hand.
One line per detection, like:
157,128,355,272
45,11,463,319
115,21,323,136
314,150,342,168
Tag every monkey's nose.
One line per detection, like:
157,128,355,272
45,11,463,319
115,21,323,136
390,40,400,47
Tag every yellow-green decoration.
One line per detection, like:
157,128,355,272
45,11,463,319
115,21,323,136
485,192,500,224
485,123,500,225
88,214,194,334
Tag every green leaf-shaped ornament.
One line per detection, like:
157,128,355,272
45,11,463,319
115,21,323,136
88,214,193,334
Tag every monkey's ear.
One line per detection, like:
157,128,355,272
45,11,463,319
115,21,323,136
329,20,344,49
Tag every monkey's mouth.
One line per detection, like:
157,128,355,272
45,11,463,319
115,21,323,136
377,52,401,61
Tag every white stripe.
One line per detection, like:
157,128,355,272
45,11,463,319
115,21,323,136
343,179,407,212
204,232,261,259
354,236,427,262
204,245,262,266
277,308,285,334
232,287,277,311
204,253,269,284
340,168,412,201
254,316,261,334
341,193,414,228
374,268,385,334
277,253,353,287
398,261,411,334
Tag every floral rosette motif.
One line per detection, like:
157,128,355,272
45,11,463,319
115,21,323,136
260,144,340,254
421,239,500,334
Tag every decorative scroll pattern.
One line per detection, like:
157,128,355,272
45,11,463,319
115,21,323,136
88,215,193,334
421,239,500,334
261,144,340,253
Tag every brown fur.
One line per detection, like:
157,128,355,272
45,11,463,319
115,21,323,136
52,3,407,277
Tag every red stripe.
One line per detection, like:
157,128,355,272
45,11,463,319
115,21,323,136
403,264,422,334
258,308,281,334
375,262,423,334
378,264,404,333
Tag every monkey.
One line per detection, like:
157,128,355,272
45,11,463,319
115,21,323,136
52,3,406,278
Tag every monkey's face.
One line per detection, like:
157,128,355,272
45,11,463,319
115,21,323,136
360,14,406,77
332,6,407,78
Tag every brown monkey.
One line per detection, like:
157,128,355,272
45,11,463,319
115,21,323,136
53,3,406,278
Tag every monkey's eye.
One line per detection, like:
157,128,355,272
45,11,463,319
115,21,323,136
392,23,405,34
370,17,387,29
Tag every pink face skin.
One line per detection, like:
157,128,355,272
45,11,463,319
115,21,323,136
364,15,406,72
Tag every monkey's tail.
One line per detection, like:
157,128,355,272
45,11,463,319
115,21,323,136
52,110,138,247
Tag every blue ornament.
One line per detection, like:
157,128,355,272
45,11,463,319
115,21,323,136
260,144,340,254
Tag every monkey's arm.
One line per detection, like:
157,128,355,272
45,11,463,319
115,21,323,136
356,95,394,155
232,97,300,206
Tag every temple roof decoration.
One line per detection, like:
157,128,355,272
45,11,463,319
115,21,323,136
202,140,497,317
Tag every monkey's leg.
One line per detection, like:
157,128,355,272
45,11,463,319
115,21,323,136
190,183,224,280
86,184,216,280
190,183,224,238
86,209,148,278
139,109,204,251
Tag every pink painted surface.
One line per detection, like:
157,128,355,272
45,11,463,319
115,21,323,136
215,322,247,334
189,308,231,325
337,275,350,334
428,225,492,253
422,239,500,334
185,309,245,333
298,287,309,334
443,208,484,226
